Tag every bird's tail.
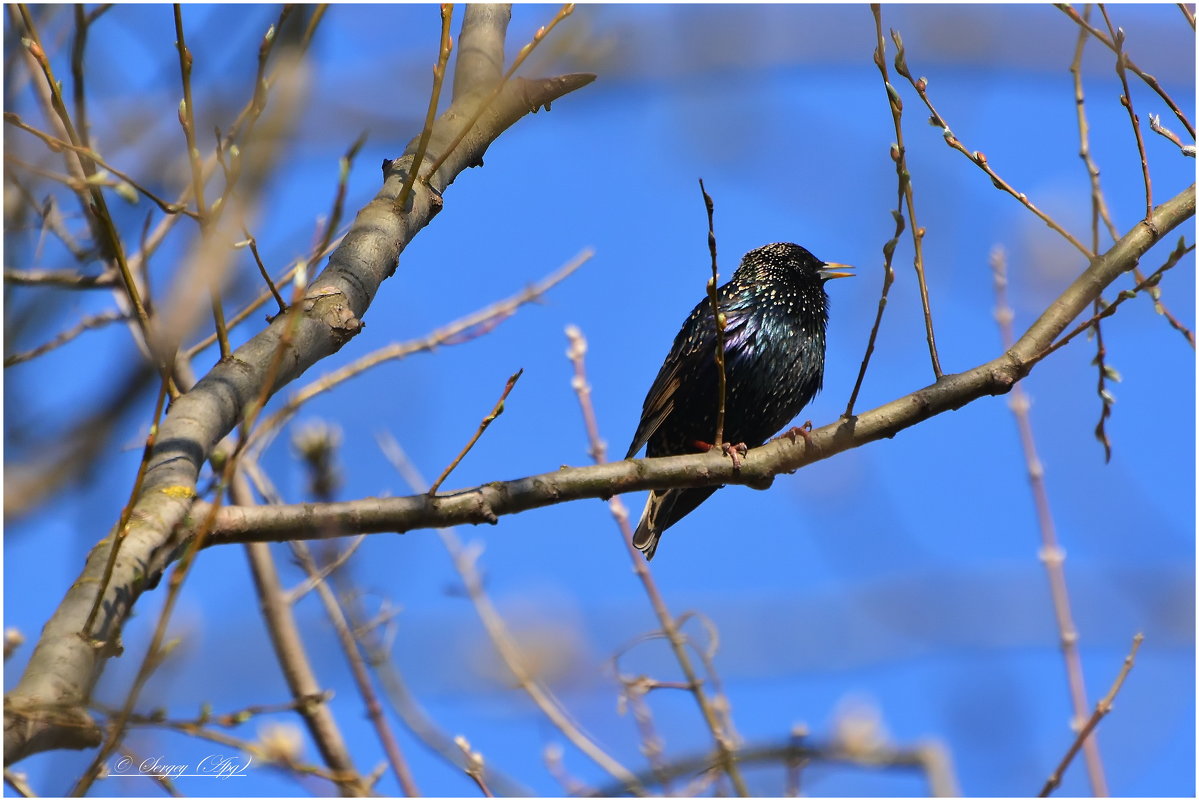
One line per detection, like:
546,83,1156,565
631,486,719,560
631,493,663,560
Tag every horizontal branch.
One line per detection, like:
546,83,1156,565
588,737,957,798
183,186,1191,545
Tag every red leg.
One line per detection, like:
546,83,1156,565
784,420,814,446
691,439,748,469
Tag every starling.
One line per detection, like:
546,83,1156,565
626,242,852,560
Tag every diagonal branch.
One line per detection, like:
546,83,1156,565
3,5,594,765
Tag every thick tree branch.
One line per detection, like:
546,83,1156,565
4,6,594,764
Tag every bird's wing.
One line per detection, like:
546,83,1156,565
625,299,755,458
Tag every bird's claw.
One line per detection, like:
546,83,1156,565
721,441,748,470
785,421,814,445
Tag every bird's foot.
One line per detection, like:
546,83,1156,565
690,439,749,470
784,421,814,446
720,441,749,470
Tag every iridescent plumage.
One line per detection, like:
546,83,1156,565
626,242,851,559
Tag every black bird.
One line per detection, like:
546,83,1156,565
626,242,852,560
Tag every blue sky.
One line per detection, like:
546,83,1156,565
4,4,1194,797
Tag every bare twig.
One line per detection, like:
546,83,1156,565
991,245,1109,795
2,267,116,288
1068,8,1121,251
80,379,170,635
186,256,308,357
103,700,355,787
847,9,912,413
248,250,591,449
174,4,231,360
1099,6,1153,224
3,769,36,798
698,179,728,446
15,6,162,369
1148,113,1197,157
1055,3,1195,139
282,535,365,605
566,325,750,796
4,112,194,216
315,132,368,267
1179,3,1197,28
873,9,944,378
454,735,494,797
241,230,287,313
378,434,645,792
889,23,1094,259
1032,236,1195,365
1090,298,1116,463
395,4,454,215
1068,10,1192,351
237,476,372,795
423,4,576,180
289,541,421,795
338,587,534,797
4,310,130,367
1039,634,1144,797
590,737,958,797
427,368,523,495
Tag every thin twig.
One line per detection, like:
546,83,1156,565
174,4,231,360
378,434,646,793
2,268,116,288
454,735,494,798
1069,8,1121,252
1032,237,1195,365
16,7,162,372
991,245,1108,796
875,9,944,378
1099,6,1153,224
186,257,309,357
1090,297,1116,463
422,4,575,180
248,250,591,449
1180,3,1197,28
889,23,1094,260
4,309,131,367
4,112,194,216
427,368,523,494
1148,113,1197,157
1039,634,1144,797
70,270,314,795
1055,3,1195,139
290,541,421,795
395,4,454,215
698,178,727,446
283,535,366,605
337,581,534,797
80,379,170,636
1068,11,1192,352
3,769,36,798
316,132,368,266
846,10,910,414
589,737,957,798
300,4,329,52
566,325,750,797
240,229,287,313
105,701,356,787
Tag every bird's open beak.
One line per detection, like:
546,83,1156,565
819,262,854,281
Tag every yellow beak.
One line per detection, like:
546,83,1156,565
819,262,854,281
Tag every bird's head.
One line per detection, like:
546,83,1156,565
745,242,854,284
